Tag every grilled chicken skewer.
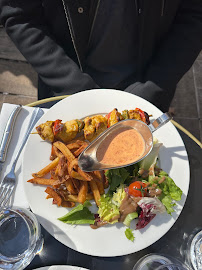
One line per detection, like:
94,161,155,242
36,108,150,143
36,119,84,143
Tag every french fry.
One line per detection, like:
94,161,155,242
89,179,101,206
53,145,64,158
73,142,88,157
45,187,62,206
67,159,78,176
71,171,86,181
52,177,68,188
28,178,56,186
67,159,90,181
77,181,88,204
65,178,77,194
63,193,94,202
32,157,60,178
54,141,75,162
66,142,81,150
29,137,106,209
77,167,93,181
50,145,57,160
61,201,76,208
93,170,102,181
57,156,68,177
92,171,105,194
71,178,80,193
54,164,59,177
96,181,105,195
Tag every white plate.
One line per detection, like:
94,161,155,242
33,266,88,270
23,89,190,257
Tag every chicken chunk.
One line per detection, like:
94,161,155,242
36,121,54,142
107,108,123,127
84,115,107,142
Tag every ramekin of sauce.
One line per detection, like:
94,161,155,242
96,126,145,166
78,113,171,172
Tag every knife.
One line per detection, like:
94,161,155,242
0,105,23,176
0,106,44,178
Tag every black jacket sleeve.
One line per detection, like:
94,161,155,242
125,0,202,112
0,0,99,97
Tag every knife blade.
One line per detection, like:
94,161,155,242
0,106,44,179
0,105,22,177
8,107,45,173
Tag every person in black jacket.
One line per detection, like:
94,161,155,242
0,0,202,112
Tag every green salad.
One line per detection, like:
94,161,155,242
58,139,182,241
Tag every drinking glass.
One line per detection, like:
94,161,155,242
155,264,189,270
133,254,190,270
0,207,43,270
185,228,202,270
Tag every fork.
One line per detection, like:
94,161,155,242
0,107,44,209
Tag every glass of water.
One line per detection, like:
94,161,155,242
133,254,190,270
0,207,43,270
185,228,202,270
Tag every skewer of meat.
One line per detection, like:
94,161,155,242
35,108,150,143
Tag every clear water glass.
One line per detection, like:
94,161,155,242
133,254,190,270
155,264,189,270
185,228,202,270
0,207,43,270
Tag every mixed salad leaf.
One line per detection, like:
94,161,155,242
58,138,183,241
105,168,130,194
125,228,135,242
58,201,95,225
98,194,120,224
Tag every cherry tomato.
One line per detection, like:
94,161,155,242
128,181,148,197
53,119,63,135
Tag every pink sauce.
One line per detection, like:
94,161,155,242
97,127,145,166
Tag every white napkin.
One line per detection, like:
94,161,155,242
0,103,48,208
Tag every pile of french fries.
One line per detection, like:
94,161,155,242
28,137,108,208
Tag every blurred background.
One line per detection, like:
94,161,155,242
0,25,201,142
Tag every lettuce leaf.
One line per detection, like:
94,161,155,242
158,174,182,201
112,184,126,207
150,172,182,214
138,142,163,182
138,142,163,171
58,201,95,225
105,168,130,194
125,228,135,242
138,139,182,214
98,195,120,224
161,195,176,215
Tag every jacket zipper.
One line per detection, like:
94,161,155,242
135,0,142,15
135,0,144,80
87,0,101,48
161,0,165,16
61,0,83,71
